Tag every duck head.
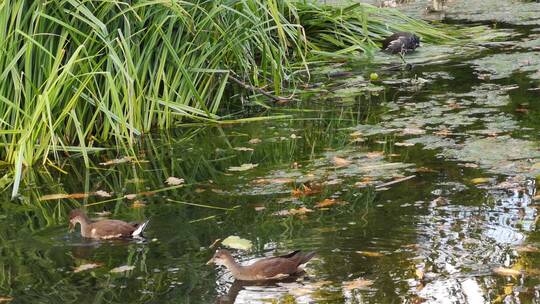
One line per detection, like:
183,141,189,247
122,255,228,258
207,249,234,266
68,209,88,232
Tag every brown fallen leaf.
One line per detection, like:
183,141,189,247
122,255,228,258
292,184,322,197
110,265,135,273
493,267,521,276
415,268,425,280
165,177,185,186
366,151,384,158
332,156,351,168
356,251,384,257
343,278,373,290
74,263,102,273
315,199,337,208
435,128,453,136
514,245,540,253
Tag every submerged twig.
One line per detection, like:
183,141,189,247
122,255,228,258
166,198,235,211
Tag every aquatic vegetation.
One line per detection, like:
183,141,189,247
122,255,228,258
0,0,456,196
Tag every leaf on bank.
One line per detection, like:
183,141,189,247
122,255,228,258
228,163,258,172
165,177,185,186
110,265,135,273
222,235,253,251
74,263,102,273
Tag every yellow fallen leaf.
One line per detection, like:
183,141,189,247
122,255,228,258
343,278,373,290
415,268,425,280
315,199,337,208
110,265,135,273
493,267,521,276
74,263,102,273
131,200,145,208
222,235,253,251
289,207,313,215
332,156,351,168
471,177,490,184
356,251,384,257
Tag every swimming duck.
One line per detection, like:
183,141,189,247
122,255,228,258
68,209,149,239
207,249,315,281
382,32,421,54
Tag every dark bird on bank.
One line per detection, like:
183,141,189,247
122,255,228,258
207,249,316,281
68,209,149,239
382,32,421,54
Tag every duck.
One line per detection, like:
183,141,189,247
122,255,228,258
382,32,421,54
68,209,149,239
207,249,316,281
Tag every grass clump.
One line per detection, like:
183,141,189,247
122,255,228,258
0,0,452,196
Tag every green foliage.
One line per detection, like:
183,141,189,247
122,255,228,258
0,0,453,196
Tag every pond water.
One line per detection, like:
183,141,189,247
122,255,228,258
2,4,540,304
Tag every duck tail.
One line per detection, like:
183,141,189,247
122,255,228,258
298,251,316,265
132,220,149,237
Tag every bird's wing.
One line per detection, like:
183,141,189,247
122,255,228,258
92,220,135,239
253,258,299,279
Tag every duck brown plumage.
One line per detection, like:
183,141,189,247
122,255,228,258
207,249,316,281
68,209,148,239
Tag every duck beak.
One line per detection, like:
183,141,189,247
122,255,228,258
206,257,215,265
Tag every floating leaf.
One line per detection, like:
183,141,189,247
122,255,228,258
493,267,521,276
332,156,351,168
315,199,337,208
471,177,490,184
292,184,322,197
165,177,185,186
356,251,384,257
228,163,258,172
343,278,373,290
222,235,253,251
110,265,135,273
252,178,293,185
74,263,102,273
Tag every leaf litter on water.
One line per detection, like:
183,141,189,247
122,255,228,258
343,278,374,290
